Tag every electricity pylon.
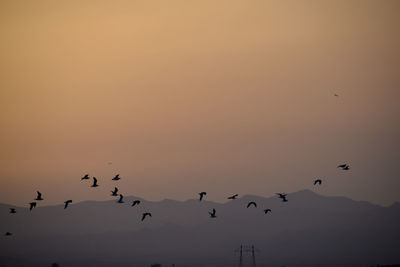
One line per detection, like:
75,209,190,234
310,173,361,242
234,244,259,267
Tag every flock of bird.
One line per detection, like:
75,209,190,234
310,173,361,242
4,163,350,236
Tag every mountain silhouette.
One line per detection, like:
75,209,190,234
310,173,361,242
0,190,399,266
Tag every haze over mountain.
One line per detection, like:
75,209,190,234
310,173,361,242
1,190,399,267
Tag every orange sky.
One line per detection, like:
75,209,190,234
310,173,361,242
1,0,399,206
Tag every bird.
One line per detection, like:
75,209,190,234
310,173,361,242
81,174,90,180
334,93,339,97
276,193,287,199
132,200,141,206
314,179,322,185
228,194,239,200
9,208,16,214
264,209,272,214
276,193,288,202
64,200,72,209
141,212,152,221
111,187,119,196
35,191,43,201
29,202,37,211
209,208,217,218
112,174,120,181
117,194,124,203
247,202,257,208
91,177,99,187
5,232,12,236
199,192,207,201
337,164,350,170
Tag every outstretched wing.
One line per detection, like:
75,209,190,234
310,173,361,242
247,202,257,208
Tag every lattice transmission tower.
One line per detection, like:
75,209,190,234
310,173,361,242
234,244,259,267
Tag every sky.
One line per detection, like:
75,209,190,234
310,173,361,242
0,0,399,207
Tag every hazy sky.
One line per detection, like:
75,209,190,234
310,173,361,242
1,0,399,207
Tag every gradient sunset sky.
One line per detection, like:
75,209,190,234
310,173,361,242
1,0,399,207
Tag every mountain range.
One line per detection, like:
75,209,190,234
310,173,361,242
1,190,399,267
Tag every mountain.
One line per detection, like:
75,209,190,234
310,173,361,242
0,190,399,267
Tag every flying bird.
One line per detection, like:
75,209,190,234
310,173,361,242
35,191,43,201
111,187,119,196
337,164,350,170
141,212,152,221
29,202,37,211
91,177,99,187
9,208,16,214
276,193,287,199
117,194,124,203
228,194,239,200
112,174,120,181
314,179,322,185
264,209,272,214
209,208,217,218
81,174,90,180
64,200,72,209
247,202,257,208
132,200,141,206
199,192,207,201
276,193,288,202
5,232,12,236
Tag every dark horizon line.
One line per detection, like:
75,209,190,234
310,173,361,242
1,189,399,209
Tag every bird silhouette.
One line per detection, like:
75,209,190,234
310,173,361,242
247,202,257,208
9,208,16,214
132,200,141,206
35,191,43,201
81,174,90,180
276,193,287,199
337,164,350,170
209,208,217,218
29,202,37,211
112,174,120,181
314,179,322,185
276,193,288,202
117,194,124,203
5,232,12,236
111,187,119,196
64,200,72,209
91,177,99,187
141,212,152,221
228,194,239,200
264,209,272,214
199,192,207,201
